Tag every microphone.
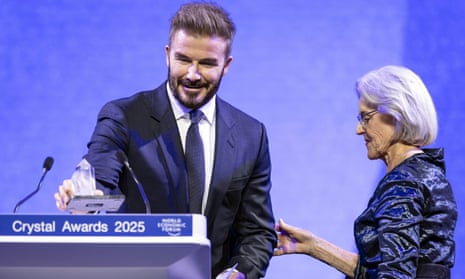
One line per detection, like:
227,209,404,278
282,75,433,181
116,151,151,214
13,156,54,213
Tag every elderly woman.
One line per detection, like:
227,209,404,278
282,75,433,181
274,65,457,279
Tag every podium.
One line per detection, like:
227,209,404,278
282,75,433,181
0,214,210,279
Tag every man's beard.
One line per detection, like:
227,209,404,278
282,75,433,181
168,68,224,109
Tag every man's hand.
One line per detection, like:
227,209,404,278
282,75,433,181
54,179,103,214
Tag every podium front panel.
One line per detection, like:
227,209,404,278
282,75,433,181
0,214,210,279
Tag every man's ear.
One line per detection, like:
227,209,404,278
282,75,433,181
165,45,170,66
223,56,233,75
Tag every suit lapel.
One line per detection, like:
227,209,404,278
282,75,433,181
204,98,237,217
146,87,238,215
148,84,189,213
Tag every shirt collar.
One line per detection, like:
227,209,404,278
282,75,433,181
166,82,216,124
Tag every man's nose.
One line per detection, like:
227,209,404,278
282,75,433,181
186,63,201,80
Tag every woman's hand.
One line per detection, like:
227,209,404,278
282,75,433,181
274,218,315,256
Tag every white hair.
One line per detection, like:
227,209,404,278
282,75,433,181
355,65,438,146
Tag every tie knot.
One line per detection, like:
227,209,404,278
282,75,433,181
190,110,203,124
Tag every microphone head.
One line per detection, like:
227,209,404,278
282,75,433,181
43,156,54,171
115,151,129,165
115,150,127,162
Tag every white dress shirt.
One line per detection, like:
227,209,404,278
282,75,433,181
166,83,216,214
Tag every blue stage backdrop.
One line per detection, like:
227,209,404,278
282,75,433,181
1,1,464,278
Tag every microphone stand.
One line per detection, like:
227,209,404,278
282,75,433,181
13,156,54,213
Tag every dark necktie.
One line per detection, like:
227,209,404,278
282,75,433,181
185,110,205,214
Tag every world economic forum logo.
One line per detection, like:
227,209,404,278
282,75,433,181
156,217,187,236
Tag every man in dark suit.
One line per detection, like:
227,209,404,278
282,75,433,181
55,2,276,279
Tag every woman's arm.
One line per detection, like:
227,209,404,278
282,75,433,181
274,218,359,277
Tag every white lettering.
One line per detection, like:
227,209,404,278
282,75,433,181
61,221,108,233
11,220,55,235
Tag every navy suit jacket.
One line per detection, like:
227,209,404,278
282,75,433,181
84,82,276,278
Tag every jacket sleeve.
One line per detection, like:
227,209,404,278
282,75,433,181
84,100,129,195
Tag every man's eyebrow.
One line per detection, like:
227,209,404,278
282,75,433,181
174,52,219,65
199,58,219,65
174,52,190,60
